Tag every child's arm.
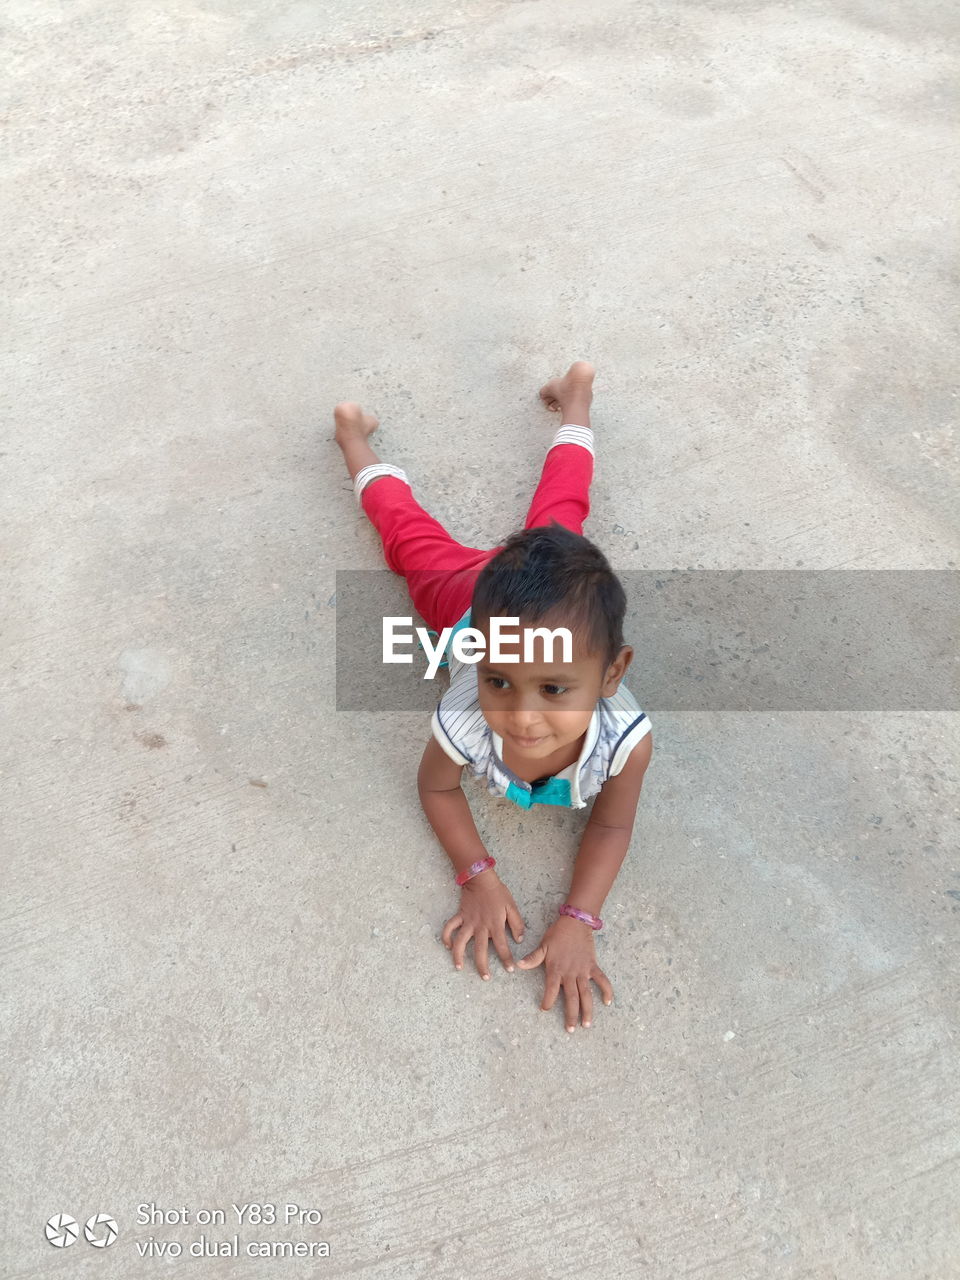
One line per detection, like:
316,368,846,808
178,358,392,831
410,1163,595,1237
565,730,653,916
517,732,653,1032
418,738,526,980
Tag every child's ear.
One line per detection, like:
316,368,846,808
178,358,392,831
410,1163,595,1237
601,645,633,697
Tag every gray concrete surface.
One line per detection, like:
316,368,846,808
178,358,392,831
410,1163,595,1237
2,2,959,1277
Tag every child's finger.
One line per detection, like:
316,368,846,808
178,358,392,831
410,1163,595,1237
474,930,492,981
517,944,545,969
592,966,614,1006
507,908,526,943
441,914,463,949
451,925,474,971
490,929,515,973
578,978,594,1028
540,969,561,1011
562,978,580,1033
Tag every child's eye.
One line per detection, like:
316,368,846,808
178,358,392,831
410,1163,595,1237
485,676,510,690
542,684,569,696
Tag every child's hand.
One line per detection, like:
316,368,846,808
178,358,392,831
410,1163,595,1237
517,916,613,1032
441,873,526,980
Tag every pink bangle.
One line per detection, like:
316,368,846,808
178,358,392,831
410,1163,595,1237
455,856,496,886
559,903,603,930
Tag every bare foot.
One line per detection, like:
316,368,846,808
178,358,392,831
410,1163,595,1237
538,361,596,413
333,401,379,443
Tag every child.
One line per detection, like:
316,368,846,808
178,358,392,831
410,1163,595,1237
333,361,653,1033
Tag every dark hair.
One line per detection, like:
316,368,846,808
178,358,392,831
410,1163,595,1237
471,522,626,667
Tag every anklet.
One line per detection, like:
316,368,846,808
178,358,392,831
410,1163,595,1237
353,462,410,502
549,425,595,457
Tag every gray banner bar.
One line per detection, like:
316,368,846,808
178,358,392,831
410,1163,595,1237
335,569,959,712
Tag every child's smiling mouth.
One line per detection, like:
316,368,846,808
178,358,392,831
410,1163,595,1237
509,732,550,748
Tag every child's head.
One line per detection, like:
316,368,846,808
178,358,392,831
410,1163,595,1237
470,522,633,762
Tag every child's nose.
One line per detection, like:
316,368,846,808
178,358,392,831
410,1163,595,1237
506,699,542,730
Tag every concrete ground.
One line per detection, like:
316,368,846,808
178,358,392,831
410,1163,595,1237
3,2,959,1277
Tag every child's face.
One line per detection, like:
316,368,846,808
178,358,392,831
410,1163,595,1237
474,616,633,762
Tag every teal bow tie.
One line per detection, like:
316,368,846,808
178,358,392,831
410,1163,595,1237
505,777,572,809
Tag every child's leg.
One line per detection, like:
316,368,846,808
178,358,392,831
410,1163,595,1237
524,362,595,534
334,403,495,632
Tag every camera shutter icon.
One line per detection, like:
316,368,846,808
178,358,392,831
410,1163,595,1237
84,1214,119,1248
44,1214,79,1247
